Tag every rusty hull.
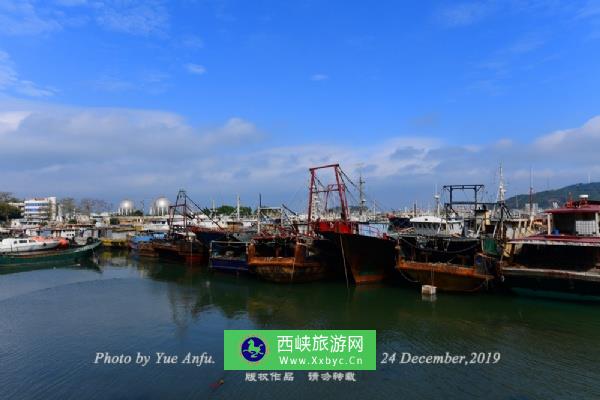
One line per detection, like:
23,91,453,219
396,259,494,292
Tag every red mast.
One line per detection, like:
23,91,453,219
308,164,352,234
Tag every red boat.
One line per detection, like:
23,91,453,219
309,164,397,284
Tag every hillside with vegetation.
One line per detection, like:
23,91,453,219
506,182,600,209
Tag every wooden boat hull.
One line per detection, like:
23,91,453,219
247,239,339,283
249,258,326,282
320,232,396,284
152,241,207,264
0,241,101,267
135,242,159,258
397,260,494,292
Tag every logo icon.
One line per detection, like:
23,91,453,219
241,336,266,362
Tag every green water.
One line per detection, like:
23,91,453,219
1,250,599,399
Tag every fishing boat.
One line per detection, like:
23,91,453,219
316,221,397,284
128,232,166,258
501,195,600,301
247,233,341,283
150,190,220,265
137,242,159,258
152,233,208,264
392,185,502,292
394,220,490,291
0,240,101,267
210,240,250,273
0,237,62,254
308,164,397,284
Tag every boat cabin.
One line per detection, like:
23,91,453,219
509,196,600,270
547,196,600,237
409,216,464,236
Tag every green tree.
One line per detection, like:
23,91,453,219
59,197,77,218
0,192,21,222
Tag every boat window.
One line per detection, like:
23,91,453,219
19,240,27,243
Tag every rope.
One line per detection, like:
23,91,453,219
291,247,296,282
396,266,420,283
339,235,350,290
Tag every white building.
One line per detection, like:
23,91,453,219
23,197,57,224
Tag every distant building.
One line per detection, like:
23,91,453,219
23,197,57,224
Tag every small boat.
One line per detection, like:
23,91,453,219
128,234,153,251
0,237,61,254
0,240,101,267
128,232,166,257
209,240,249,273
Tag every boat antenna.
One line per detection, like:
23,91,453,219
357,163,366,217
529,166,534,216
258,193,262,234
497,163,506,203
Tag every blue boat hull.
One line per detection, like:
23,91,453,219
209,258,249,273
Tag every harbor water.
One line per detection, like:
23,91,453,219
1,250,600,399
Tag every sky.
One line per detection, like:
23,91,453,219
1,0,600,212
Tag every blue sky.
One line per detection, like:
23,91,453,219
1,0,600,211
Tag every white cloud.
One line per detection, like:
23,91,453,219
94,0,169,36
185,63,206,75
1,97,600,207
535,116,600,152
0,0,169,37
0,110,31,134
0,50,55,97
310,74,328,81
435,2,493,27
0,1,62,35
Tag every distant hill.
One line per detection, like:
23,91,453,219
505,182,600,209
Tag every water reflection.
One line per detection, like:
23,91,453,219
86,250,600,341
2,250,600,399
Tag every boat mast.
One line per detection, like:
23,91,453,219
257,193,262,234
497,163,506,203
358,165,366,217
529,166,534,220
308,163,350,228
